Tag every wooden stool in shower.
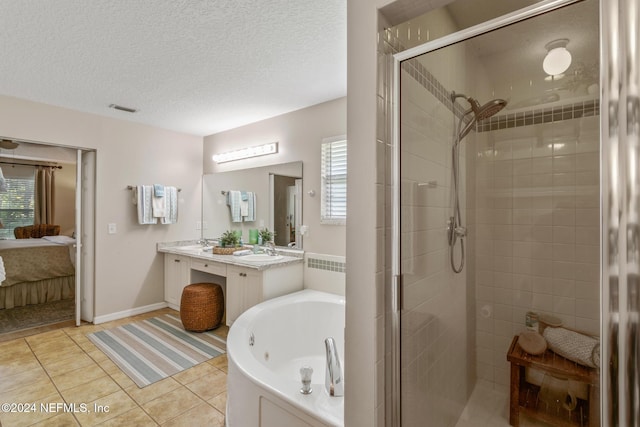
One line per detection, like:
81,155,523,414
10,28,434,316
180,283,224,332
507,335,599,427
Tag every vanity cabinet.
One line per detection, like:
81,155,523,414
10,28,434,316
164,254,191,309
226,265,263,325
161,249,303,324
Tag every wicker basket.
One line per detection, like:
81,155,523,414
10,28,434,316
212,246,250,255
180,283,224,332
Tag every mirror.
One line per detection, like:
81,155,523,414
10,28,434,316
202,161,303,248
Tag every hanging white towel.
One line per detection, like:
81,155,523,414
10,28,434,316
161,186,179,224
0,255,5,284
137,185,158,224
152,194,167,217
228,190,243,223
245,192,256,222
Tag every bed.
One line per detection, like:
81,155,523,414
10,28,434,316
0,236,76,309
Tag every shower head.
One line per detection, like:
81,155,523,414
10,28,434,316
451,92,507,140
468,97,507,120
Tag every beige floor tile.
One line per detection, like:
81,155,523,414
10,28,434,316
28,335,76,353
0,339,33,363
73,390,139,427
184,369,227,401
0,356,43,377
0,375,58,403
108,369,138,390
31,412,80,426
0,392,66,427
125,377,182,405
25,329,68,345
141,387,204,424
41,352,96,377
171,361,217,385
0,366,48,394
208,354,228,372
61,375,122,405
208,391,227,414
51,363,107,391
94,407,158,427
35,345,86,366
161,402,225,427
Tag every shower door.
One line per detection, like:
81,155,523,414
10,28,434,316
390,0,603,425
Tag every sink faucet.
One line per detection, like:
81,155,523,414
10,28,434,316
264,241,277,256
324,337,343,397
197,238,210,247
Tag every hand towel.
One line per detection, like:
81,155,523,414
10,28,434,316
245,192,256,222
543,327,600,368
228,191,243,223
137,185,158,224
161,186,179,224
153,184,165,197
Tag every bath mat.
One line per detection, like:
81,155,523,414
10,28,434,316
87,313,226,388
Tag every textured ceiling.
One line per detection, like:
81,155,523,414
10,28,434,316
0,1,346,136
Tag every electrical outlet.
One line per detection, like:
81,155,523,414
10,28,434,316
196,221,202,230
108,223,117,234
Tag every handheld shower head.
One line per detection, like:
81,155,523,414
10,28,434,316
451,92,507,140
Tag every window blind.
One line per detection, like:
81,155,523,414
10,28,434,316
0,166,35,238
321,137,347,224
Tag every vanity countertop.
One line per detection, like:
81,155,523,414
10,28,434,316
157,240,303,271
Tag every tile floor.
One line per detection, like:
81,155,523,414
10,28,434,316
0,308,228,427
455,383,553,427
0,309,562,427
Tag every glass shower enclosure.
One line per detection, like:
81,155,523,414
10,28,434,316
387,0,609,425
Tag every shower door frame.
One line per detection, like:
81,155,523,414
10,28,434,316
389,0,605,425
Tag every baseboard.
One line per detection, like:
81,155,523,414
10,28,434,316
93,302,169,325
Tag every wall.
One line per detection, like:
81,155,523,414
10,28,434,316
203,97,346,257
0,94,203,319
474,113,600,391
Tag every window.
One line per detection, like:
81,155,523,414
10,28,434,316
0,165,35,239
320,136,347,224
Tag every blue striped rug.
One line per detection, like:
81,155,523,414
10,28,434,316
87,313,226,387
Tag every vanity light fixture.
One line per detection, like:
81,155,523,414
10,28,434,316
212,142,279,163
543,39,572,76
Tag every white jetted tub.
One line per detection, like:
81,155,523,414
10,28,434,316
226,289,345,427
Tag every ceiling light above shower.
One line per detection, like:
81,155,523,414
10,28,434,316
543,39,572,76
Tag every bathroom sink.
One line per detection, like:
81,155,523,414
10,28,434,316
239,254,284,262
177,245,213,253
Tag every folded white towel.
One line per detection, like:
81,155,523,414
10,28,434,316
233,249,253,256
152,193,167,217
543,327,600,368
0,255,6,284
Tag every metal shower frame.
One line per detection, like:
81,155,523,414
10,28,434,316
388,0,630,425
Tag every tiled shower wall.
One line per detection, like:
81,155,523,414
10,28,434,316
474,114,600,391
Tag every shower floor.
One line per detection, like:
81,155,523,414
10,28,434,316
455,383,553,427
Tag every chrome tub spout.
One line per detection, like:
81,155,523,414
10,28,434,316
324,337,343,397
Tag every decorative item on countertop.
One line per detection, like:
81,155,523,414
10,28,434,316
213,230,248,254
543,327,600,368
258,228,275,244
249,228,259,244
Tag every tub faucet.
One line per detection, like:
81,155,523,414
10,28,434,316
324,337,343,397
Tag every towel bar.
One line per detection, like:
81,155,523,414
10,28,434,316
127,185,181,192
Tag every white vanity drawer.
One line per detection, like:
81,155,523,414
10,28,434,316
191,258,227,277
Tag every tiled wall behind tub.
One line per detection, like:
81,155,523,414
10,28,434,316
304,253,346,296
474,114,600,391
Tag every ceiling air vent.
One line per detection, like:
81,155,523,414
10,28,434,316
109,104,138,113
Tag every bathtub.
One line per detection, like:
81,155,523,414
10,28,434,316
226,289,345,427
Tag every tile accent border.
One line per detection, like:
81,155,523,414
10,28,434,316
308,257,346,274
